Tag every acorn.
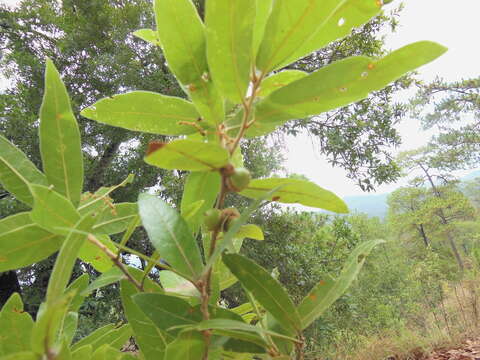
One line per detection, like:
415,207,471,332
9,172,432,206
203,208,222,231
221,207,240,231
227,167,251,192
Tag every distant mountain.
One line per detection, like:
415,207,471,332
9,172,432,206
343,193,389,218
342,169,480,218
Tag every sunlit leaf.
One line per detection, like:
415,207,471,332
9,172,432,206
132,29,162,46
78,234,116,273
92,203,139,235
0,293,34,355
257,70,308,98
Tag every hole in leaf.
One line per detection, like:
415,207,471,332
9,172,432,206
339,87,347,93
361,71,369,78
337,17,345,26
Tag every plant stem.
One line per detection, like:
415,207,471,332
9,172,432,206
87,234,144,292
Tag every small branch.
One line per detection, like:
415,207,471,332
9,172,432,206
87,234,144,292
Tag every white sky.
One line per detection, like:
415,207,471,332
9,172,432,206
1,0,479,196
285,0,480,196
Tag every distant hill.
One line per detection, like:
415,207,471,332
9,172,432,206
342,169,480,218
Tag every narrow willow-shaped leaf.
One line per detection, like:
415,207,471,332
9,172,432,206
29,184,81,236
223,253,301,334
71,324,132,351
249,42,447,136
120,280,171,360
257,70,308,98
0,352,41,360
82,268,125,296
92,202,139,235
181,171,221,233
0,134,48,206
71,345,93,360
45,213,96,306
256,0,380,73
0,293,34,355
65,274,90,313
138,193,203,279
78,234,116,273
63,312,78,346
144,139,229,172
240,178,348,213
252,0,273,58
39,58,83,205
298,239,384,329
132,29,162,46
277,0,382,70
0,213,63,272
71,324,115,351
133,293,202,335
81,92,203,136
206,0,255,103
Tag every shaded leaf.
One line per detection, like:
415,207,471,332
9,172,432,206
78,234,116,273
0,293,34,355
92,203,139,235
0,134,48,207
240,178,348,213
81,268,125,296
39,58,83,205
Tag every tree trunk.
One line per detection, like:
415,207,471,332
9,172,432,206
0,271,21,308
416,224,430,247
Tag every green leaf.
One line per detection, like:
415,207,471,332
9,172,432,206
240,178,348,213
298,239,384,329
257,70,308,98
120,278,171,360
0,293,34,355
132,29,162,46
250,42,447,136
91,344,129,360
144,139,229,172
180,171,221,233
138,193,204,279
63,312,78,346
81,92,203,136
71,345,92,360
252,0,273,58
0,134,48,206
180,200,204,222
0,352,39,360
160,271,200,298
277,0,383,70
78,234,116,273
163,331,207,360
133,293,202,335
29,184,81,236
81,268,125,296
78,174,134,215
237,224,264,240
205,0,255,103
256,0,381,73
223,253,301,334
0,213,63,272
39,58,83,205
71,324,132,352
46,212,97,306
92,203,139,235
65,274,90,313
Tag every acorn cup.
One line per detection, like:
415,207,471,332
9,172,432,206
227,167,251,192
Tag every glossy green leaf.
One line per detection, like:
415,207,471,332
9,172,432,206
81,92,202,136
46,213,97,306
206,0,255,103
78,234,115,273
240,178,348,213
78,174,134,215
257,70,308,98
0,134,48,206
256,0,380,73
39,58,83,205
223,253,301,333
120,278,171,360
144,139,229,172
298,239,384,329
133,293,202,335
81,268,125,296
65,274,90,313
92,203,139,235
251,42,447,136
132,29,161,46
0,213,63,272
29,184,81,236
181,171,221,233
252,0,273,58
0,293,34,355
277,0,382,70
237,224,264,240
138,193,204,279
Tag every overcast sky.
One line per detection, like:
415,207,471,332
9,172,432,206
285,0,480,196
1,0,479,197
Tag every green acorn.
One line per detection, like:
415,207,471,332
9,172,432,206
203,208,222,231
228,167,251,192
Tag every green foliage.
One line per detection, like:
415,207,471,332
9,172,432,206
0,0,446,358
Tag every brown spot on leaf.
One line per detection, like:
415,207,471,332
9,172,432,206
95,256,102,260
272,196,281,201
319,280,326,286
13,307,25,314
309,294,317,301
146,141,166,156
367,63,375,70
